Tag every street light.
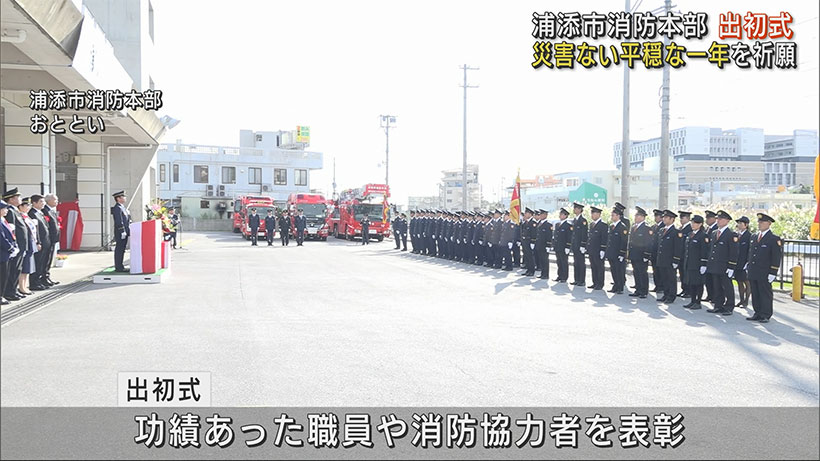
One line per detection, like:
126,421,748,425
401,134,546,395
379,115,396,190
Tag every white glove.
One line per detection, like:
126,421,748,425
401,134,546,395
10,247,19,258
507,242,513,249
479,241,483,245
744,263,748,271
618,256,624,262
121,232,127,240
600,251,605,259
767,274,776,283
672,263,678,269
530,243,535,250
580,247,586,254
488,243,493,248
564,248,570,255
699,266,707,275
643,257,649,263
456,239,460,244
727,269,734,278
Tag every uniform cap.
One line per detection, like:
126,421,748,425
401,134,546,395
572,202,584,209
716,210,732,220
613,202,626,210
691,215,704,224
662,209,677,219
652,209,663,217
20,197,31,205
538,209,549,215
678,210,692,218
756,213,775,223
524,207,534,214
559,208,569,215
493,209,502,215
112,190,126,198
635,206,647,216
611,207,623,216
735,215,749,224
704,210,717,218
590,206,603,213
2,188,21,199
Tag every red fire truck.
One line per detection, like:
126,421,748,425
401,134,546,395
286,193,328,241
232,195,275,239
327,184,391,242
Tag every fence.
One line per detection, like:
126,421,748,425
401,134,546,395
778,239,819,289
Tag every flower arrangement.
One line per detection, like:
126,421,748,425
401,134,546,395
146,200,176,235
55,253,68,267
55,254,68,261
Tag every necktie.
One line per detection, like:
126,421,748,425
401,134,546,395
717,229,722,240
758,233,762,243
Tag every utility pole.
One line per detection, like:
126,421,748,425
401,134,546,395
332,157,337,200
379,115,396,191
658,0,672,210
620,0,631,212
460,64,479,210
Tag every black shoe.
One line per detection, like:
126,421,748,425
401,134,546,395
608,288,618,293
629,292,640,297
677,291,686,297
114,268,129,273
706,307,723,313
652,287,663,293
663,298,675,304
5,294,20,301
539,276,549,280
688,303,702,310
721,310,734,316
30,285,48,291
519,271,529,276
758,318,770,323
1,298,9,305
746,316,761,321
703,297,712,303
577,283,586,288
553,278,562,282
682,301,694,308
615,290,624,294
639,294,647,299
503,267,512,271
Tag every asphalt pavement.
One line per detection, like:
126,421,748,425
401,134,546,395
1,231,817,407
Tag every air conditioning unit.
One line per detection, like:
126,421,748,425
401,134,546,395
206,185,214,197
262,184,271,192
218,185,226,197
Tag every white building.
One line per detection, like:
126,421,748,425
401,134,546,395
156,129,323,207
439,164,482,211
1,0,167,249
613,126,818,192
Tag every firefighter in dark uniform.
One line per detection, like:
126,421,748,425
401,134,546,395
111,190,132,271
520,208,537,276
473,212,485,265
746,213,781,323
733,216,752,308
676,210,693,297
702,210,719,302
294,209,308,246
490,209,504,268
424,210,434,256
512,216,522,269
570,202,588,287
613,202,630,229
682,215,710,310
553,208,571,283
279,211,291,246
587,206,608,290
446,212,456,260
408,211,416,252
706,210,739,315
535,209,553,280
628,207,653,298
656,210,683,303
650,209,665,293
396,213,408,251
248,208,260,246
499,211,516,271
606,207,629,294
264,210,276,246
392,213,402,249
467,212,478,264
360,215,370,245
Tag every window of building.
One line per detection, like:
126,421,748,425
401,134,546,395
222,166,236,184
159,163,166,182
194,165,209,183
173,164,179,182
256,134,263,142
148,1,155,42
295,169,308,186
249,167,262,184
274,168,287,185
200,200,210,209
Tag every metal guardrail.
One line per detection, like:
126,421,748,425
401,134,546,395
778,239,819,289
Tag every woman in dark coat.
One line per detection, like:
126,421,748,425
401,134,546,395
683,215,710,310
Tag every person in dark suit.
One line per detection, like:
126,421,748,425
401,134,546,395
264,210,276,246
702,210,719,302
278,211,291,246
570,202,588,287
43,194,61,286
733,216,752,308
167,207,180,249
656,210,683,303
682,215,710,310
392,214,402,249
248,208,260,246
360,216,370,245
535,209,553,280
746,213,782,323
485,210,500,267
553,208,571,282
706,210,739,315
490,209,504,268
3,188,28,300
111,190,131,272
0,201,20,305
520,208,537,276
613,202,630,229
587,206,608,290
294,209,307,246
472,213,485,265
628,207,654,298
28,195,51,290
606,207,629,294
650,209,665,293
396,213,408,251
